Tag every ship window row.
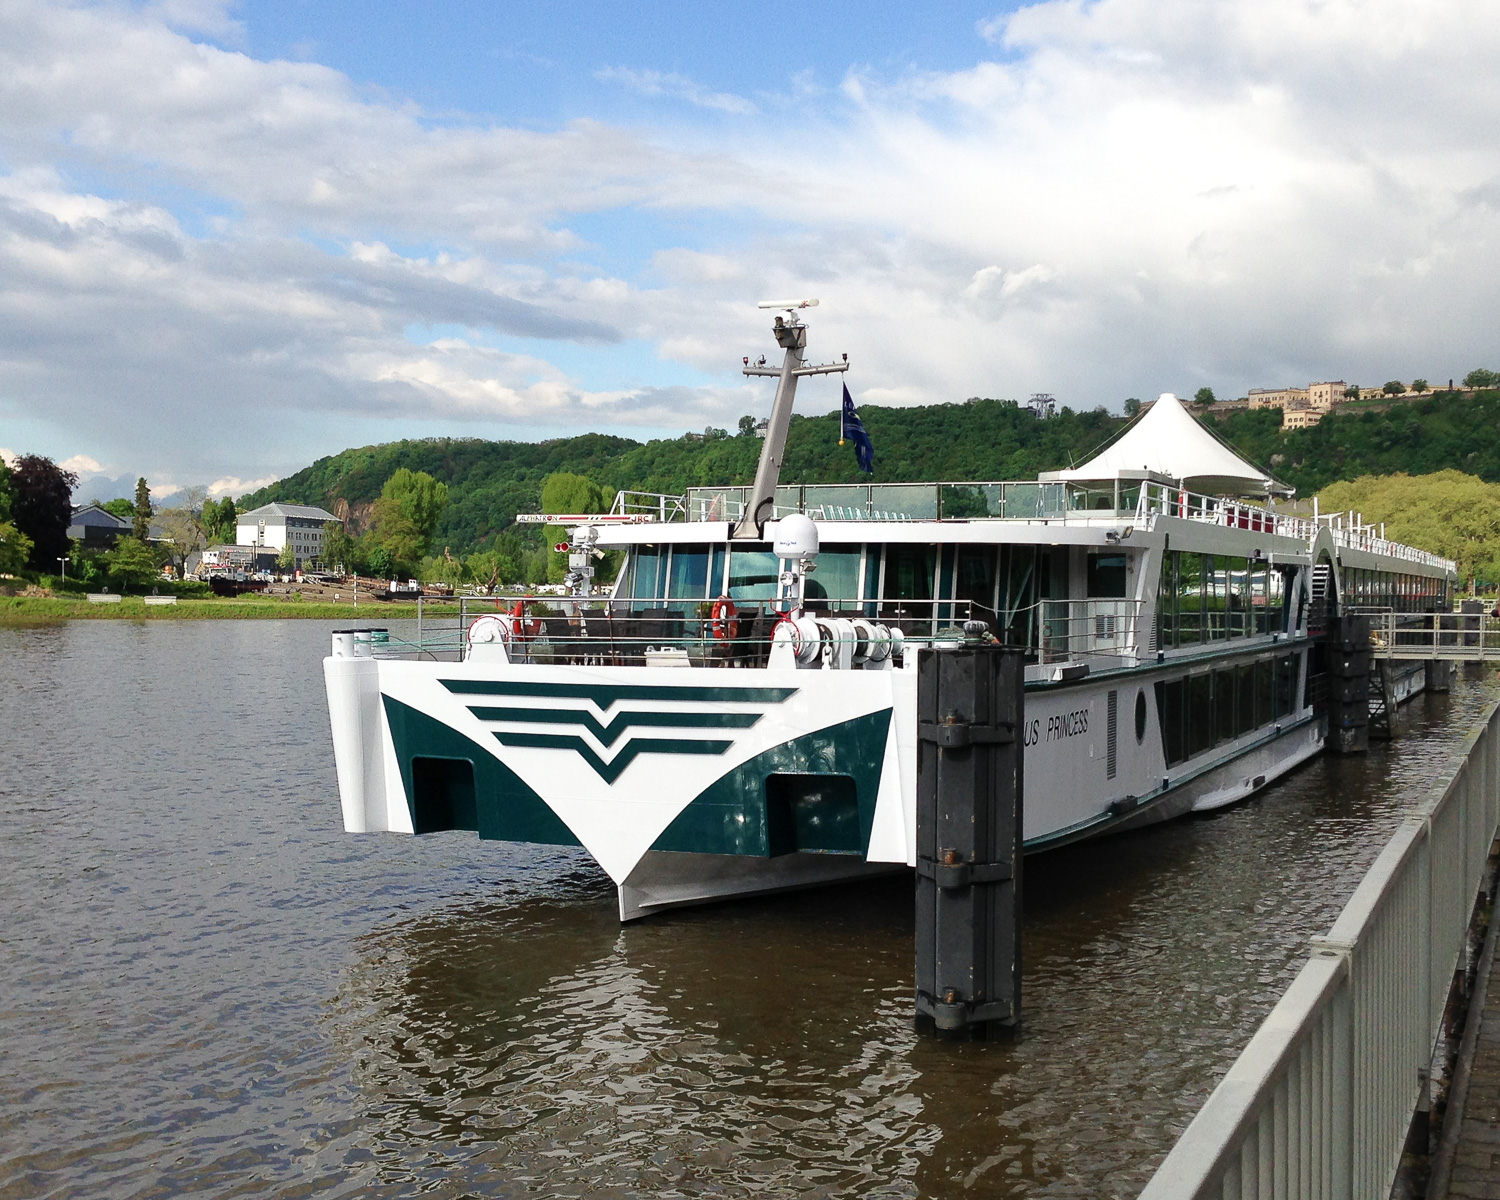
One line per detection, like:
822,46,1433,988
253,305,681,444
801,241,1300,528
1155,654,1299,768
620,542,1067,647
1340,567,1448,612
1156,552,1290,647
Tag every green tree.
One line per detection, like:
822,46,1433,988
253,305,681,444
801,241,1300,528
12,455,78,570
370,468,448,571
738,415,757,437
367,545,394,579
1463,368,1499,389
1344,384,1361,400
1193,387,1216,405
419,550,467,588
0,521,32,575
104,536,161,590
202,497,238,545
1411,378,1429,393
322,521,357,574
1124,397,1142,417
0,459,23,572
465,549,519,592
132,477,153,541
154,487,208,577
1382,380,1405,396
101,498,135,522
1318,471,1500,589
276,540,296,572
540,471,609,583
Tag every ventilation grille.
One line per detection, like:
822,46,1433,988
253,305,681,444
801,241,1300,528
1106,690,1118,779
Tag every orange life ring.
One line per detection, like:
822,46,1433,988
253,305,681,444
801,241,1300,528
710,595,740,640
510,600,542,640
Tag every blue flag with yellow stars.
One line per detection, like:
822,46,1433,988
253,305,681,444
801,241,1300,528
840,383,874,474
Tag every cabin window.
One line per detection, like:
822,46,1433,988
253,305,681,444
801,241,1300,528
1087,552,1127,598
998,545,1039,648
1187,673,1214,757
1226,558,1250,638
1213,669,1236,742
884,544,936,602
1156,678,1186,766
1236,663,1257,737
1274,654,1298,718
1157,551,1176,648
728,549,779,600
804,548,862,606
956,546,997,620
667,544,711,600
627,545,664,600
1177,553,1204,645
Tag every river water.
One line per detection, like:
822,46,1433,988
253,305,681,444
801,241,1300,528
1,619,1494,1199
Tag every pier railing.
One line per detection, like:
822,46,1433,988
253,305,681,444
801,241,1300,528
1139,699,1500,1200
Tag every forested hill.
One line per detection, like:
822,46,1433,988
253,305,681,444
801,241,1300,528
242,389,1500,556
1200,389,1500,496
242,400,1128,554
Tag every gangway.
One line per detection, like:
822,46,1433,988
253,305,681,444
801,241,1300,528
1358,606,1500,661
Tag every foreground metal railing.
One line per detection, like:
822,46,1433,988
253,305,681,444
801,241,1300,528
1139,699,1500,1200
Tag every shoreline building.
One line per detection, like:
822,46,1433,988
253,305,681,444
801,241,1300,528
236,502,339,569
1247,380,1346,429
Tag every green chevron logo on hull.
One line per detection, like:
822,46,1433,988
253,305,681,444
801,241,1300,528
444,678,801,783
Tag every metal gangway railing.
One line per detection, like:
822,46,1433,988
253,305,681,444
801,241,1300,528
1138,700,1500,1200
1358,607,1500,661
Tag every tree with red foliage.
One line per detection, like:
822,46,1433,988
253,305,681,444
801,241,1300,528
11,455,77,571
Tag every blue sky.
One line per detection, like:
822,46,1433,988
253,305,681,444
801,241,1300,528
1,0,1497,502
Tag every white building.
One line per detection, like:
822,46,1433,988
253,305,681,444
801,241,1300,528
236,502,340,568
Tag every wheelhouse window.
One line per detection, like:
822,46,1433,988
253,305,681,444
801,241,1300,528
1086,552,1127,598
803,548,862,607
728,549,779,601
666,544,711,601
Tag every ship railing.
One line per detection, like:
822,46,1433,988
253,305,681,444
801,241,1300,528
1354,605,1500,660
1138,700,1500,1200
1035,598,1151,666
365,594,1155,668
610,490,690,522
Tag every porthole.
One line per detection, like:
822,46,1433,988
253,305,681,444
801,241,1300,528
1135,688,1148,743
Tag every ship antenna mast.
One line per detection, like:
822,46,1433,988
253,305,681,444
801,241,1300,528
734,299,849,540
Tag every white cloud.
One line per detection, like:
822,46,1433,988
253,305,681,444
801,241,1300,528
596,67,758,115
0,447,16,467
59,454,103,474
207,475,277,497
1,0,1499,491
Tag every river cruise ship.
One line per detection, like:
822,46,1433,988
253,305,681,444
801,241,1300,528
324,305,1457,919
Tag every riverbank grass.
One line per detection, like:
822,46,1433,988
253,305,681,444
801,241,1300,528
0,595,466,625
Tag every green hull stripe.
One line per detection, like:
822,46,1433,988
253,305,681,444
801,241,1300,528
469,705,761,746
494,732,732,783
443,679,797,710
651,709,892,858
382,695,581,847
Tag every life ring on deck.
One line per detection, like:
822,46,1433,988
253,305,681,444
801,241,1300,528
710,595,740,640
510,600,542,640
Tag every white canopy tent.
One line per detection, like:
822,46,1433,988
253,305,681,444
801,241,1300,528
1043,392,1292,496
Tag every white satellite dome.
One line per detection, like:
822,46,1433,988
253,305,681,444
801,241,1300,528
772,513,820,561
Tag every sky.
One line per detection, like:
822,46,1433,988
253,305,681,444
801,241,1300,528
1,0,1498,502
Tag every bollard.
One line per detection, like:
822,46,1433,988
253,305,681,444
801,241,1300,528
1327,613,1371,754
914,630,1024,1039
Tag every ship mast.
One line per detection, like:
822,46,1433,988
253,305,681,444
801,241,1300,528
733,299,849,540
